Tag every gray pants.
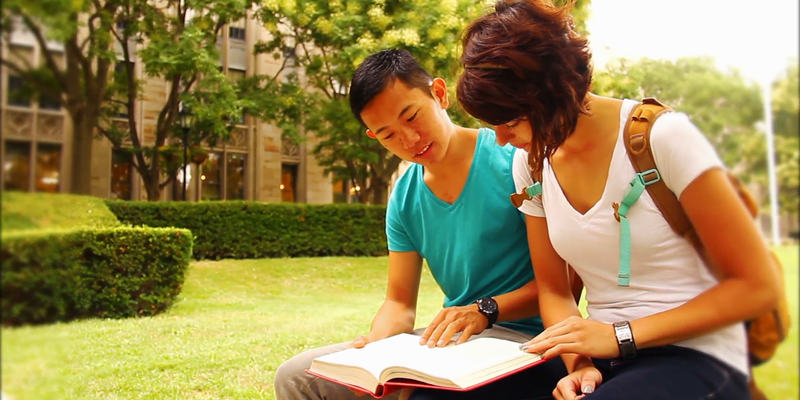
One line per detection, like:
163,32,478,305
273,325,534,400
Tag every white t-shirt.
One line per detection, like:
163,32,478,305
512,99,748,375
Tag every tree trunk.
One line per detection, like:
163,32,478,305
371,176,388,205
145,171,162,201
69,113,94,195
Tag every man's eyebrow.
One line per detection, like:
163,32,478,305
374,104,414,135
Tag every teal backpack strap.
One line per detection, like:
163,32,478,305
614,169,662,286
510,151,544,208
615,98,673,287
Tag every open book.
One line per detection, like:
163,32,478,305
305,333,543,398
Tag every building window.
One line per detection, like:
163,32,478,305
199,151,247,201
111,149,133,200
227,68,246,124
332,177,347,204
281,164,297,202
38,94,61,110
3,141,31,191
7,75,31,107
35,143,61,193
229,27,245,41
225,153,246,200
201,152,222,201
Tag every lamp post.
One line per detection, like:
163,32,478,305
178,103,194,201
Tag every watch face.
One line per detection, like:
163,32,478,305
478,298,498,314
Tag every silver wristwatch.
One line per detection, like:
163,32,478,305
613,321,637,359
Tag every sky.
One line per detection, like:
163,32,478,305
586,0,799,84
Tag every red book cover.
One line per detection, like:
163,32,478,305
304,357,546,398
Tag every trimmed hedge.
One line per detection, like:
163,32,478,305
106,201,387,260
1,226,192,326
1,191,121,233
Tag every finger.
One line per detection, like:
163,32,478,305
527,330,577,355
542,342,582,360
580,377,596,396
555,378,580,400
456,325,475,345
349,388,368,396
530,319,568,344
532,316,584,345
425,318,452,347
438,320,465,347
351,335,370,349
420,311,447,344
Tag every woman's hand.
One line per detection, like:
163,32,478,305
521,316,620,360
552,365,603,400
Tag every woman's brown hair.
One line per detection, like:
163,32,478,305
457,0,593,175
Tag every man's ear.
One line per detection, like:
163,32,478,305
430,77,450,109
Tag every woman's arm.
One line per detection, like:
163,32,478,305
525,214,592,372
629,167,781,348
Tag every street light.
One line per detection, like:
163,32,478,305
178,102,194,201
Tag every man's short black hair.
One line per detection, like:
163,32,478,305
349,49,434,127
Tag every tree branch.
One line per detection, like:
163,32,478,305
18,13,68,88
318,46,339,99
0,59,67,105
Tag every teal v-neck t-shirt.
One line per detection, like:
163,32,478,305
386,128,543,336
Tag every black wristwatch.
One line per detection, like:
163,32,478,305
613,321,637,359
475,297,499,329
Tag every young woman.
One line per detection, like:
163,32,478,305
455,1,781,399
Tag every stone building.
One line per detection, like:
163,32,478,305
1,15,379,204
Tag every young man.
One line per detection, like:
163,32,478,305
273,49,576,400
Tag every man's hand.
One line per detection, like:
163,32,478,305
351,334,372,349
418,305,488,347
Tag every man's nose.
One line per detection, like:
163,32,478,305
400,128,420,149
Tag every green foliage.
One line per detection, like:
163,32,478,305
106,201,387,259
1,0,258,199
1,191,122,233
253,0,591,204
593,56,765,184
1,226,192,326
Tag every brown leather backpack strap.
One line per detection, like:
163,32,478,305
623,98,699,247
528,150,543,183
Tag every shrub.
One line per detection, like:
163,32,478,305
1,191,121,233
106,201,387,260
1,226,192,326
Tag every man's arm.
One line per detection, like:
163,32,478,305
361,251,424,344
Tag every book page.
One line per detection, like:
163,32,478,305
312,333,426,379
312,333,540,389
390,335,539,382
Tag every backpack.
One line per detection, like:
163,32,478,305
509,97,791,399
617,98,791,369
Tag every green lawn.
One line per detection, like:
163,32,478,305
2,246,798,399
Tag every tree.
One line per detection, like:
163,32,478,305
593,57,765,183
256,0,591,205
2,1,117,195
2,0,255,200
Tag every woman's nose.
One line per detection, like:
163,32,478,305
493,126,512,146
